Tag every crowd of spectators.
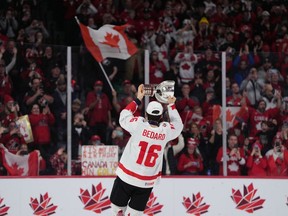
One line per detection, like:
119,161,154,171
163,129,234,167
0,0,288,176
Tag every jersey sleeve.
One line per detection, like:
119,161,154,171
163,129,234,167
119,100,142,135
165,103,184,141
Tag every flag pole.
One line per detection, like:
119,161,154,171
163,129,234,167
98,62,114,91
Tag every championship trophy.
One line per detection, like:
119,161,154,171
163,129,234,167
143,80,175,104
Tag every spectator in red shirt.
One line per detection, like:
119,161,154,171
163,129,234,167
265,137,288,176
177,137,203,175
0,120,26,154
85,80,112,144
216,133,246,176
247,97,281,139
28,103,55,161
176,83,199,132
246,141,267,176
226,82,248,107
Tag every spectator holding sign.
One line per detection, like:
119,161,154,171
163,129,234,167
110,84,183,216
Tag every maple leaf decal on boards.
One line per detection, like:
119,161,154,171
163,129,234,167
29,193,57,216
231,183,265,213
102,33,120,48
183,192,210,215
79,183,111,214
0,197,10,216
144,192,163,215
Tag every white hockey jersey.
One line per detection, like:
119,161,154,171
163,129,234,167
116,100,183,188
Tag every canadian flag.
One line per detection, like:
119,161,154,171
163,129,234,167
212,105,247,129
0,145,39,176
78,22,138,62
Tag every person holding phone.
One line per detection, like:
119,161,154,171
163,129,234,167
265,137,288,176
246,141,267,176
216,133,246,176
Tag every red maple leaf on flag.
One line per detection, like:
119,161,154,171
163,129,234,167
79,183,111,214
0,197,10,216
183,192,210,215
102,33,120,48
226,108,235,125
212,105,221,123
11,163,24,176
231,183,265,213
144,192,163,215
29,193,57,216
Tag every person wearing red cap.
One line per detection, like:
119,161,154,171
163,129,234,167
90,135,103,146
246,141,267,176
177,137,203,175
110,84,183,216
117,79,137,110
85,80,112,144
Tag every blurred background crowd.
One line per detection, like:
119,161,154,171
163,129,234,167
0,0,288,176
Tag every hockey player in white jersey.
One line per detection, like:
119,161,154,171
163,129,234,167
110,84,183,216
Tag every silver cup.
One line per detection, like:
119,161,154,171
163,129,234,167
143,80,175,104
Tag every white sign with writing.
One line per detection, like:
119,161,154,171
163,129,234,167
81,145,118,176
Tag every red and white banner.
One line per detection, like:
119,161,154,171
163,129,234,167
213,105,247,128
78,22,138,62
0,145,39,176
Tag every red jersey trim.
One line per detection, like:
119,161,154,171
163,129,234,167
170,104,176,110
118,162,161,180
124,101,137,113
